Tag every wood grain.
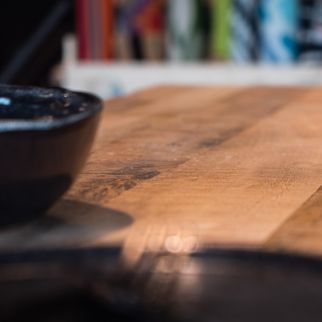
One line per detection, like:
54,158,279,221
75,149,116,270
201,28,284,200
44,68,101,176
106,87,322,254
266,186,322,255
3,85,322,260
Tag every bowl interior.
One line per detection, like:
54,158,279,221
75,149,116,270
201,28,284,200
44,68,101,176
0,86,95,121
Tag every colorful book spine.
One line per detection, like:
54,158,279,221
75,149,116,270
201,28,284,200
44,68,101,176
101,0,114,60
76,0,90,60
115,1,133,60
259,0,299,63
231,0,259,63
88,0,100,59
298,0,322,63
76,0,114,60
115,0,150,60
167,0,204,61
211,0,232,60
137,0,165,61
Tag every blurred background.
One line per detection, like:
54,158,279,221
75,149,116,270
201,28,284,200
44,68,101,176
2,0,322,98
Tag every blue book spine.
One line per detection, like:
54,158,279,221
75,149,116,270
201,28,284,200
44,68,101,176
231,0,259,63
259,0,299,63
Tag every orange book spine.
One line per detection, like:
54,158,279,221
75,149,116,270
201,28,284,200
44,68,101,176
101,0,114,60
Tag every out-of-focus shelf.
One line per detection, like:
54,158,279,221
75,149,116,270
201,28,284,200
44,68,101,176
61,36,322,99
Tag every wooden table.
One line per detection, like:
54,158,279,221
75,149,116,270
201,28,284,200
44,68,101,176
2,86,322,262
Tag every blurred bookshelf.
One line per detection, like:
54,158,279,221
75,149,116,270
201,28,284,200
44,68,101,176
60,0,322,99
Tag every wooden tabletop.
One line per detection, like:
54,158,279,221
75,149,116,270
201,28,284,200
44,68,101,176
2,86,322,261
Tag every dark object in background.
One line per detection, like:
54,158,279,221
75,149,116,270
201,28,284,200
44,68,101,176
0,0,74,86
298,0,322,63
2,247,322,321
0,85,102,226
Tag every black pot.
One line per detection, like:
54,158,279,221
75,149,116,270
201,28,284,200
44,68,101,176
1,248,322,322
0,85,103,225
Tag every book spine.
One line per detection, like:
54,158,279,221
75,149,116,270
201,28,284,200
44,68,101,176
101,0,114,60
115,1,132,60
76,0,89,60
259,0,299,63
167,0,204,61
139,0,165,61
298,0,322,63
231,0,259,63
115,0,147,60
211,0,232,60
83,0,93,60
201,0,212,60
91,0,103,60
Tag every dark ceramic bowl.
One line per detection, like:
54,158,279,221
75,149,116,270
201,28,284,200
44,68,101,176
0,85,102,225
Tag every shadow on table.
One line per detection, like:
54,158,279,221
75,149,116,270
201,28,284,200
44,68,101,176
0,199,133,249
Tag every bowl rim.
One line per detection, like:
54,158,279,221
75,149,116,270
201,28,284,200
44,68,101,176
0,85,103,133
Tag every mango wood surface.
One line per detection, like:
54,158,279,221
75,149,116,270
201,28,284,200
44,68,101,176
1,86,322,259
